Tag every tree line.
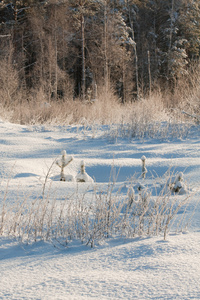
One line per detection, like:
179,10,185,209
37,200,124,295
0,0,200,102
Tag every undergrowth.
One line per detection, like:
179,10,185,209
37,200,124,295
0,86,198,141
0,172,195,247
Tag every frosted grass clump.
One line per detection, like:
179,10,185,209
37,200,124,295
0,170,193,246
127,186,135,208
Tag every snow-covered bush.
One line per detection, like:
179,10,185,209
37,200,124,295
167,172,187,195
141,155,147,179
56,150,74,181
76,160,94,183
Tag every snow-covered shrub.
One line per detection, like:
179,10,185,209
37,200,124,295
141,155,147,178
76,160,94,183
56,150,74,181
167,172,187,195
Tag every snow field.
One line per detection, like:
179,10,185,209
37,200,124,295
0,120,200,299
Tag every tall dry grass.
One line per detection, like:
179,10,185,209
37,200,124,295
0,173,193,246
1,59,200,128
0,88,174,126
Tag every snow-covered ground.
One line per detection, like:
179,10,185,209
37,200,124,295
0,119,200,299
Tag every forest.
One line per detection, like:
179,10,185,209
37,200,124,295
0,0,200,124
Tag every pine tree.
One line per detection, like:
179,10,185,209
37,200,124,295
178,0,200,60
68,0,102,100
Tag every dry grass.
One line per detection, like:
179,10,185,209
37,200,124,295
0,88,171,126
0,172,193,246
1,60,200,128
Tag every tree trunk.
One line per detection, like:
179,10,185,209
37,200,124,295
81,14,86,100
167,0,175,77
104,1,109,93
127,1,139,100
147,50,151,97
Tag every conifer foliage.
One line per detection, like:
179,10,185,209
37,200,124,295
0,0,200,102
